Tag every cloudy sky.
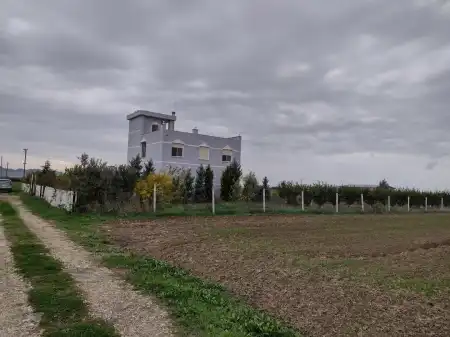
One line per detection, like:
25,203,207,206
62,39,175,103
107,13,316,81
1,0,450,189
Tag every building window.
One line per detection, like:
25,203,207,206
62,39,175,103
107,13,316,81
151,124,159,132
171,146,183,157
141,142,147,158
222,154,231,162
222,149,232,163
199,146,209,160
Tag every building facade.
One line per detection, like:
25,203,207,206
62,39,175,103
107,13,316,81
127,110,241,185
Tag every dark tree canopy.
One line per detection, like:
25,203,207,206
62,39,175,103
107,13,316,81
204,165,214,202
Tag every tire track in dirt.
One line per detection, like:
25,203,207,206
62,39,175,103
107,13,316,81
8,197,173,337
0,220,42,337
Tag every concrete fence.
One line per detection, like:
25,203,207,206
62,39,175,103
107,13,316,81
22,183,76,211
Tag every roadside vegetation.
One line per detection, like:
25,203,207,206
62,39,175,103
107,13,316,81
0,201,119,337
23,153,269,213
23,153,450,216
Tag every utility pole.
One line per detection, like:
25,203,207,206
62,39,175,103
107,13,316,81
23,148,28,178
6,162,8,177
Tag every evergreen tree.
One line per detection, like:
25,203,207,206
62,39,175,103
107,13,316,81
143,159,155,176
38,160,57,197
194,165,206,202
129,155,143,178
220,159,242,201
204,165,214,201
378,179,391,189
183,169,195,203
220,167,231,201
78,153,89,168
256,176,270,201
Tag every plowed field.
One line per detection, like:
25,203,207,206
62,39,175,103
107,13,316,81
105,214,450,337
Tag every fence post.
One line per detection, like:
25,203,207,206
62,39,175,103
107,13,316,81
425,197,428,212
361,193,364,212
441,197,444,211
212,186,215,215
301,190,305,211
153,184,157,213
72,191,77,212
387,195,391,212
407,196,410,212
335,192,339,213
262,188,266,213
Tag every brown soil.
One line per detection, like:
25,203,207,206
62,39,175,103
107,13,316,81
105,213,450,337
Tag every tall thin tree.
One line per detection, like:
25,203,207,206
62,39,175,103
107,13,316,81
194,165,206,202
204,165,214,201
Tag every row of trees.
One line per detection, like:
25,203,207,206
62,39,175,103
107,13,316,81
220,160,270,202
276,180,450,208
27,154,144,211
26,154,450,212
26,153,271,212
133,156,270,207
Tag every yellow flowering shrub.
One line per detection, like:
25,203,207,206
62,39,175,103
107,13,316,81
135,173,173,206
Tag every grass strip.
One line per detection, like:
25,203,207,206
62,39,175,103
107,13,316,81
0,201,119,337
19,193,303,337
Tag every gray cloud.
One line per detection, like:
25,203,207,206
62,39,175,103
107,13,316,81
1,0,450,189
426,160,439,170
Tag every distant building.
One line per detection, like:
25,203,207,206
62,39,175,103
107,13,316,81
126,110,242,185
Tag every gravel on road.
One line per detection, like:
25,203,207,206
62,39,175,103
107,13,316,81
8,197,174,337
0,221,42,337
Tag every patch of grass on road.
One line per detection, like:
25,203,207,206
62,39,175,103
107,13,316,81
19,193,302,337
0,201,119,337
12,181,22,194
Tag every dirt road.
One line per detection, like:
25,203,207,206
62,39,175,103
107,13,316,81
0,222,41,337
7,197,174,337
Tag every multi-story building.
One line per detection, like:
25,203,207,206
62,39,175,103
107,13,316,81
126,110,241,185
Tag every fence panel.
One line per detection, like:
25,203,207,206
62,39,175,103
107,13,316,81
22,183,76,211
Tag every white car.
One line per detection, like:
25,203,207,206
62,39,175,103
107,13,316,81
0,178,12,193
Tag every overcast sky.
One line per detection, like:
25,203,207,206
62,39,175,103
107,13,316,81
1,0,450,189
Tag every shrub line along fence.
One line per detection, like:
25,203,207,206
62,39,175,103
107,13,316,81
328,192,445,213
22,181,449,215
286,191,445,213
277,181,450,212
25,154,450,215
